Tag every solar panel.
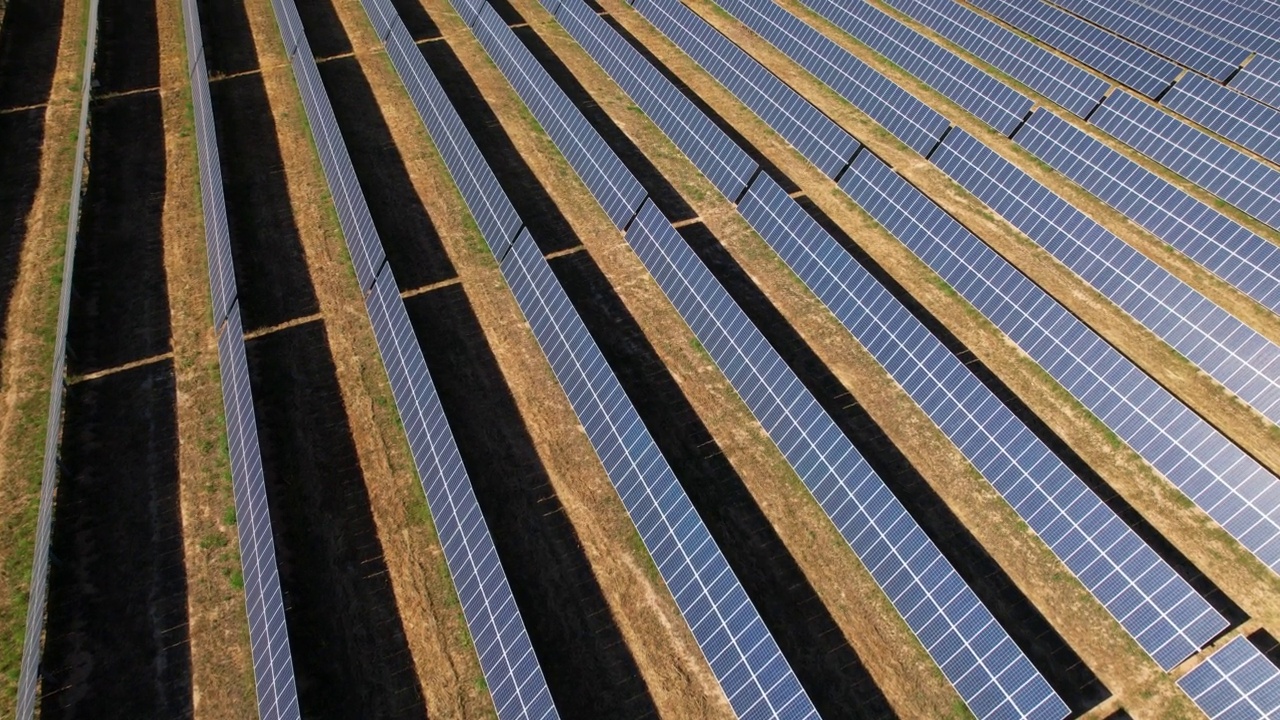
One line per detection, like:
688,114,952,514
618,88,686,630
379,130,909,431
184,1,300,715
624,199,1067,719
1091,89,1280,231
1129,0,1280,61
217,309,301,720
500,230,818,720
1179,636,1280,719
1046,0,1249,81
930,127,1280,427
710,0,951,155
1162,73,1280,166
738,173,1226,670
265,2,561,716
630,0,860,178
798,0,1034,135
878,0,1108,117
1230,56,1280,109
837,150,1280,575
1012,109,1280,316
552,0,759,199
469,2,648,228
967,0,1179,99
361,2,819,713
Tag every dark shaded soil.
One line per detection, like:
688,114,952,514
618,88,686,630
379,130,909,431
389,0,442,41
0,0,64,108
210,73,320,331
195,0,261,77
294,0,353,59
41,361,193,720
318,56,457,291
0,109,45,354
66,92,171,374
680,220,1110,715
405,283,659,720
94,0,161,94
549,250,896,718
246,320,427,720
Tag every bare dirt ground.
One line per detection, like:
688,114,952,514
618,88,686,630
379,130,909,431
0,0,85,706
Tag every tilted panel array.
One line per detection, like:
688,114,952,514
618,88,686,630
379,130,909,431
626,201,1067,720
1091,90,1280,231
837,150,1280,574
363,2,819,714
501,231,817,719
629,0,860,178
1231,56,1280,109
1012,109,1280,315
217,311,300,720
1046,0,1248,81
1130,0,1280,61
797,0,1032,135
878,0,1108,118
1179,636,1280,719
931,127,1280,427
966,0,1178,99
267,1,559,716
1162,73,1280,166
549,0,759,199
738,174,1226,670
185,0,300,715
711,0,950,155
465,1,647,228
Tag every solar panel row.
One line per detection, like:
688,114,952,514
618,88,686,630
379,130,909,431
625,200,1069,720
1178,636,1280,719
1230,56,1280,109
878,0,1108,118
837,151,1280,575
266,2,561,717
966,0,1178,99
1162,73,1280,166
1012,109,1280,316
1131,0,1280,61
930,127,1280,427
630,0,860,178
796,0,1033,136
185,0,301,715
362,3,819,714
737,174,1226,670
1046,0,1248,81
710,0,951,155
624,0,1227,672
1091,89,1280,232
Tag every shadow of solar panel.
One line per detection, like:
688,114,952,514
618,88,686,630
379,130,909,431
1012,109,1280,315
799,0,1032,135
931,127,1280,427
837,150,1280,576
625,199,1067,720
1046,0,1248,81
878,0,1107,118
1092,90,1280,231
1163,74,1280,166
738,172,1226,670
711,0,950,155
217,309,301,720
1133,0,1280,61
498,230,819,720
468,3,647,228
632,0,859,178
967,0,1178,99
364,269,557,720
1178,636,1280,719
552,0,759,199
1230,56,1280,109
